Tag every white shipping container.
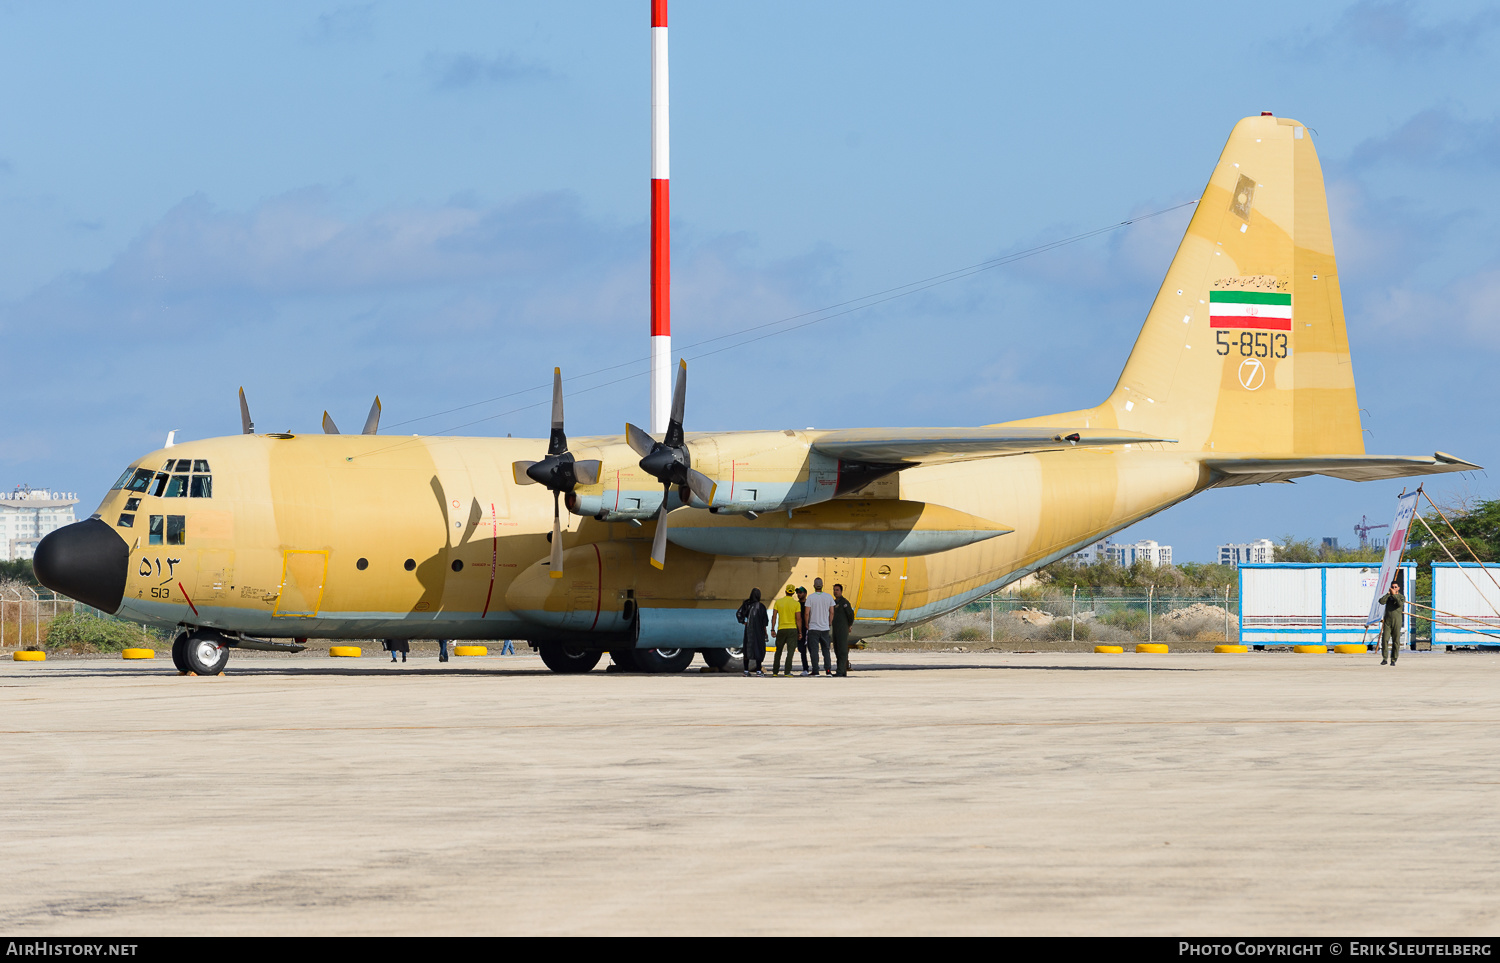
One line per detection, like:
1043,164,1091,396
1240,563,1415,647
1431,563,1500,647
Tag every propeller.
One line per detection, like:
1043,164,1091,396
322,397,381,435
239,387,255,435
362,396,381,435
625,360,716,570
512,369,601,579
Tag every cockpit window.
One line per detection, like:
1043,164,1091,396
111,468,134,490
192,460,210,473
165,475,189,498
125,469,155,493
151,473,169,497
190,476,213,498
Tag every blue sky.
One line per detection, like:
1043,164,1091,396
2,1,1497,561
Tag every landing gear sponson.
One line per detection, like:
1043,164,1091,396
532,644,739,674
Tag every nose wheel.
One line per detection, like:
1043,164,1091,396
173,631,230,676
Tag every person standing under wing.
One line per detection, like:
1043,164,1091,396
771,585,802,677
804,578,835,676
831,583,856,677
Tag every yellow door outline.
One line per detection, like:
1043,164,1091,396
857,557,907,621
274,550,329,618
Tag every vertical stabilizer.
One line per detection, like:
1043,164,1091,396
1026,115,1364,456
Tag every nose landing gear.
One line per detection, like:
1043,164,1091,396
171,630,231,676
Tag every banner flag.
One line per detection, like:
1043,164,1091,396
1366,491,1420,626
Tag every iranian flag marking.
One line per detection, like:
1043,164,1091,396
1209,290,1291,330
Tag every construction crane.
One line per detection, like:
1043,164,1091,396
1355,515,1389,548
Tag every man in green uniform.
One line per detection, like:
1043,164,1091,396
771,585,803,676
831,583,856,677
1378,578,1405,666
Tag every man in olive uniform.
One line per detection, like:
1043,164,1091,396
1378,578,1405,666
831,583,856,677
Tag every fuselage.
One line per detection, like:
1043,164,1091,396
60,429,1207,647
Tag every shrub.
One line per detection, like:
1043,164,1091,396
954,625,988,642
1044,619,1091,641
1099,608,1146,631
44,613,159,652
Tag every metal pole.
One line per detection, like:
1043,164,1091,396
1071,585,1077,643
1224,584,1230,642
989,595,994,643
648,0,672,433
1148,585,1154,643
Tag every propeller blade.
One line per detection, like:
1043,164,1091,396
665,359,687,446
549,492,565,578
650,495,670,571
512,461,540,485
573,459,602,487
686,468,717,505
322,412,340,435
545,368,569,457
362,396,381,435
625,423,656,458
239,387,255,435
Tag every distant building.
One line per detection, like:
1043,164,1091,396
0,488,79,562
1219,539,1276,568
1322,537,1339,551
1066,539,1111,565
1108,539,1172,568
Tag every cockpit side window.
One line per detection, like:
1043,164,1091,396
111,468,134,490
165,475,189,498
125,469,155,493
192,460,210,473
190,475,213,498
151,473,169,497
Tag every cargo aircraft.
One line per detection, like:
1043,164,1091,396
35,114,1476,675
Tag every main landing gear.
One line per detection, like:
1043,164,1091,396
536,643,603,674
171,630,230,676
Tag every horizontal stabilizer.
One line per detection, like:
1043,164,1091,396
665,499,1010,558
1205,452,1479,488
812,427,1174,466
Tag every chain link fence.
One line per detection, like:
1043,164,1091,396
890,591,1240,645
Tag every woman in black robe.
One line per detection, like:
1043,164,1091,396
736,588,769,676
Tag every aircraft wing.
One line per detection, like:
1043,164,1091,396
810,427,1174,467
1204,452,1480,488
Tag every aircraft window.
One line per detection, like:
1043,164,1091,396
151,473,169,497
193,460,210,473
111,468,135,490
404,558,416,571
166,515,186,545
125,497,141,511
163,461,175,471
165,475,190,498
126,469,155,493
117,513,134,528
171,459,192,472
148,515,164,545
451,559,464,573
356,558,368,570
190,476,213,498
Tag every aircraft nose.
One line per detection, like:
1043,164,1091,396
33,518,130,614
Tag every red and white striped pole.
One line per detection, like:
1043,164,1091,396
649,0,671,434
